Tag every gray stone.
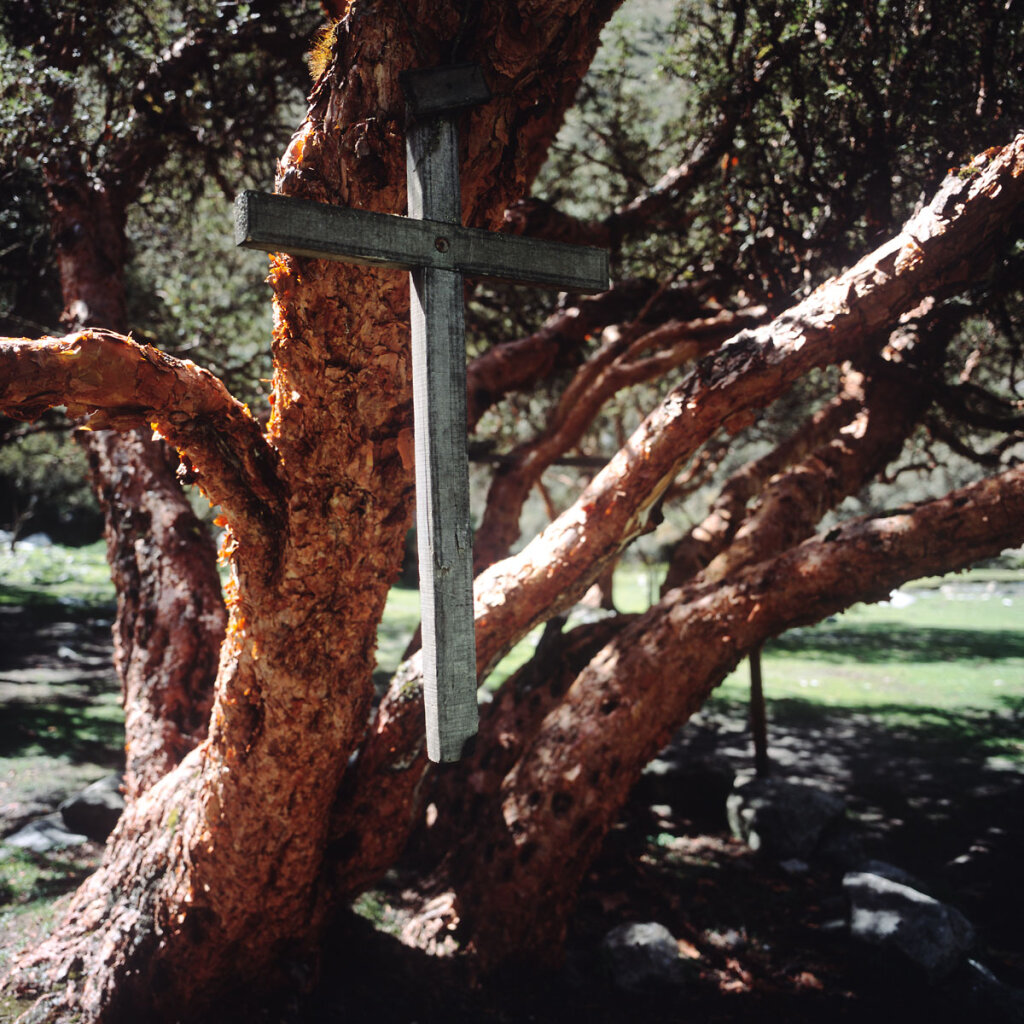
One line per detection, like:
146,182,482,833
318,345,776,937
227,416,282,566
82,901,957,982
601,921,684,993
961,959,1024,1022
844,870,976,979
3,812,89,853
726,775,845,859
779,858,810,875
59,774,124,841
815,820,868,869
855,859,930,894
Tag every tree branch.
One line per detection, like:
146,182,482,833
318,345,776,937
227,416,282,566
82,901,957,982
662,373,866,589
465,280,656,429
474,304,767,567
503,51,770,248
459,459,1024,966
327,131,1024,893
0,331,283,546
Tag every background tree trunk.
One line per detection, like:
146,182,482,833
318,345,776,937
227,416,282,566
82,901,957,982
45,162,225,797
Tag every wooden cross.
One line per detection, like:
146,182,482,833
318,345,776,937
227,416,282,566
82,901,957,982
235,65,609,762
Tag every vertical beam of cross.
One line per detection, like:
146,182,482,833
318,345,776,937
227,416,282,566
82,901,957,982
403,70,485,762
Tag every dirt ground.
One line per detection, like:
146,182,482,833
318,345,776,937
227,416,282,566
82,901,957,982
1,606,1022,1023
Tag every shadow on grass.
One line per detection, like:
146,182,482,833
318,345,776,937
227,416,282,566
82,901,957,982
673,693,1024,944
0,605,122,765
0,845,98,907
0,702,124,767
0,583,114,615
768,622,1024,663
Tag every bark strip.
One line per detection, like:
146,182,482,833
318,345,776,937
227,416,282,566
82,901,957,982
0,331,284,547
459,460,1024,965
331,133,1024,893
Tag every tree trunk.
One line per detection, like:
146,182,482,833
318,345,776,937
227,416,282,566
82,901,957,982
2,3,1023,1017
327,132,1024,898
45,160,225,798
83,430,224,796
4,3,624,1018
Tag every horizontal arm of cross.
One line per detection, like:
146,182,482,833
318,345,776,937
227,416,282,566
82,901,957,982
235,190,609,294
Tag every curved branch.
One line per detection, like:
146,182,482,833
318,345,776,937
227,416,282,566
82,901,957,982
932,379,1024,433
0,330,283,546
699,360,929,584
503,51,772,248
474,304,767,567
471,132,1024,665
662,373,865,589
465,280,657,429
327,131,1024,893
926,413,1023,468
458,459,1024,967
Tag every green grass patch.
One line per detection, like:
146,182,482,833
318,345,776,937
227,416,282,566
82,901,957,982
0,846,97,1000
0,697,124,764
376,585,545,689
715,589,1024,715
377,566,1024,726
0,847,96,912
0,540,114,612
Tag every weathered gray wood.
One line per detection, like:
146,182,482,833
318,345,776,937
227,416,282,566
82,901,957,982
407,109,478,762
410,264,478,761
235,63,610,763
236,190,609,295
400,64,490,117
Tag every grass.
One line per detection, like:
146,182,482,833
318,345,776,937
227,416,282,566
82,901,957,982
0,542,1021,1012
717,588,1024,715
1,539,1022,736
379,558,1023,728
0,540,113,612
0,699,125,765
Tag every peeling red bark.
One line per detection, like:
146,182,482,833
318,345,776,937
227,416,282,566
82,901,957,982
1,2,626,1017
84,430,225,797
2,1,1023,1016
474,304,767,568
663,371,868,589
329,132,1024,900
41,158,227,800
421,341,937,886
457,461,1024,968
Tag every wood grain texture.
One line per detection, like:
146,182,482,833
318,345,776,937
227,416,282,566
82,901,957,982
407,112,478,762
399,64,490,117
235,190,609,293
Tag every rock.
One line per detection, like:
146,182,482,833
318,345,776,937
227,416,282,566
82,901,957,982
844,870,975,979
779,858,810,875
0,798,62,836
3,812,89,853
959,959,1024,1022
59,774,124,841
18,532,53,549
726,775,845,859
815,820,868,870
855,859,929,894
601,921,685,993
